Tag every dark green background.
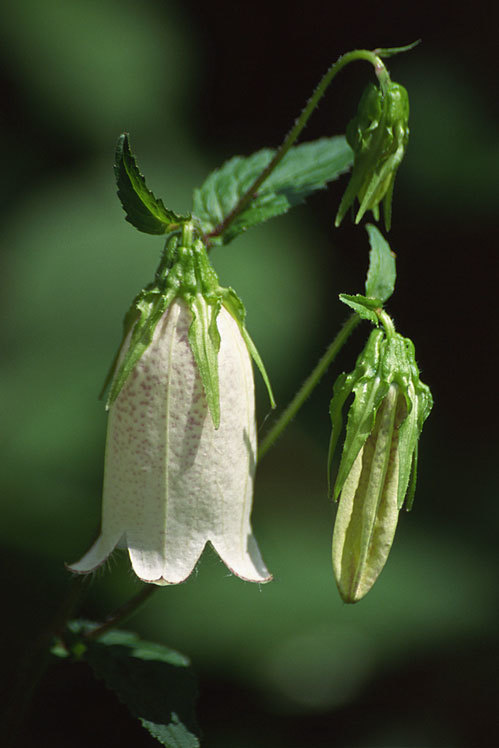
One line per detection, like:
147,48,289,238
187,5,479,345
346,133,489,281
1,1,498,746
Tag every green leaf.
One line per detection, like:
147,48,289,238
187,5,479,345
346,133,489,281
69,621,199,748
339,293,382,324
193,136,353,244
365,224,396,302
115,133,187,234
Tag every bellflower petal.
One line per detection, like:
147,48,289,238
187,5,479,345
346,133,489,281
69,299,271,585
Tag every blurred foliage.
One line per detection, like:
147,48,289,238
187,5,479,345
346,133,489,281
0,0,195,145
400,56,499,217
0,1,498,747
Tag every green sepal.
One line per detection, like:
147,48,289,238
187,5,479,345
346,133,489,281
103,229,198,410
181,239,275,425
392,337,433,508
404,441,418,512
106,285,176,409
333,372,388,502
329,329,388,500
99,302,140,401
329,327,433,509
115,133,188,234
376,333,433,508
103,227,275,427
187,294,222,429
172,236,225,428
335,81,409,231
327,372,350,494
364,224,396,302
222,289,276,409
339,293,382,324
375,40,421,58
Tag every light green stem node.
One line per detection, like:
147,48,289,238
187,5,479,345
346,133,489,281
377,308,396,339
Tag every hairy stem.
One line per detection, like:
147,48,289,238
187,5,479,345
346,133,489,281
258,313,362,460
84,584,158,641
206,49,387,244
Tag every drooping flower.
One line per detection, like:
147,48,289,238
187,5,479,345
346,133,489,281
328,327,432,602
335,80,410,231
69,225,273,585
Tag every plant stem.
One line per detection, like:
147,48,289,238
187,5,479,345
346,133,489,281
206,49,387,244
258,313,362,460
378,308,396,339
3,575,158,746
4,575,89,748
84,584,158,641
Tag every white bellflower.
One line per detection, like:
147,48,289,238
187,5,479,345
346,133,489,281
70,228,273,585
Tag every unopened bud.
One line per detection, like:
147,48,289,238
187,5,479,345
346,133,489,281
329,326,432,602
335,81,410,231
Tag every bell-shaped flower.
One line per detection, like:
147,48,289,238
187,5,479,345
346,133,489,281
69,229,273,585
328,326,432,602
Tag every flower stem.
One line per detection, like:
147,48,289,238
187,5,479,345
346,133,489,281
84,584,158,641
378,308,396,339
3,576,158,746
4,575,89,748
206,49,388,244
258,313,362,460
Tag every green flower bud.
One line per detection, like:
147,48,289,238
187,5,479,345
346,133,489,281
335,81,410,231
328,326,432,602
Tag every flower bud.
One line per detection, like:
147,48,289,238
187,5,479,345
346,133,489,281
328,328,432,602
335,81,410,231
